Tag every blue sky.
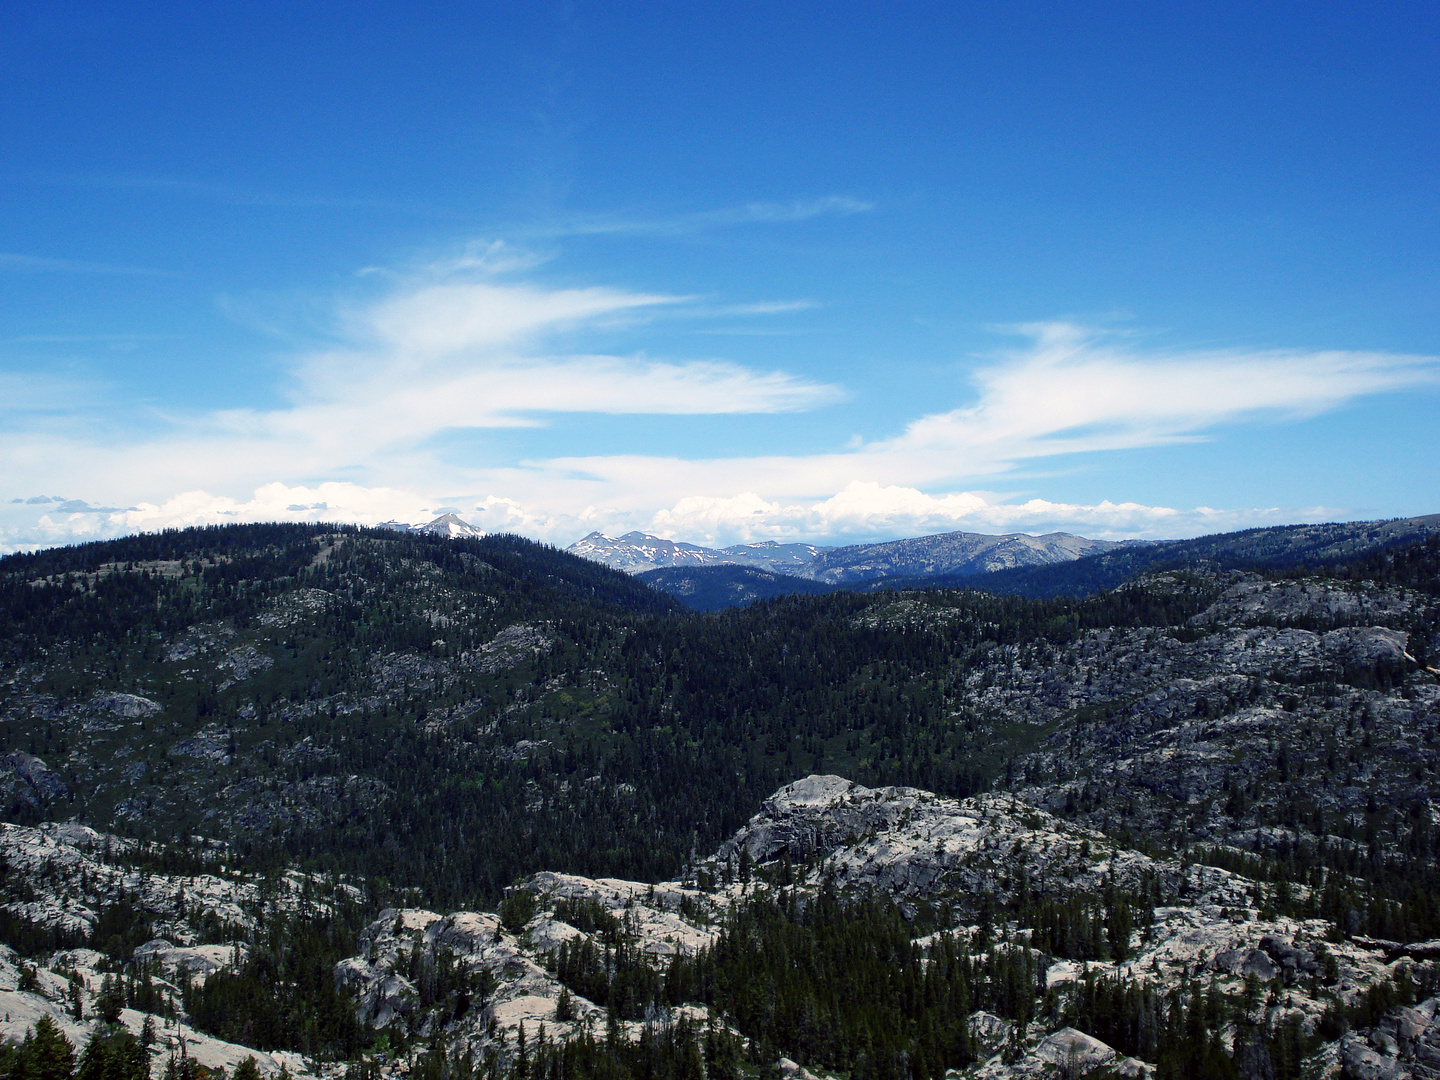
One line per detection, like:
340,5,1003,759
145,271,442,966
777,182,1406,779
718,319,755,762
3,2,1438,552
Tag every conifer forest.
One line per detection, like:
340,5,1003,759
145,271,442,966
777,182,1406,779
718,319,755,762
2,522,1439,1080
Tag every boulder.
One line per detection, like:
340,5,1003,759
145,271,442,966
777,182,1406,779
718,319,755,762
2,752,68,801
1212,948,1278,981
968,1011,1014,1056
1033,1028,1117,1074
1259,935,1318,983
366,973,418,1028
1340,1034,1406,1080
86,692,161,719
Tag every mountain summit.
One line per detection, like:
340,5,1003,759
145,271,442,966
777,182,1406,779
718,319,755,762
413,513,485,539
377,513,485,539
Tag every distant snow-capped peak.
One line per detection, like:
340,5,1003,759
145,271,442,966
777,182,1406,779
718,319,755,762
567,530,729,573
566,527,1128,581
375,515,485,540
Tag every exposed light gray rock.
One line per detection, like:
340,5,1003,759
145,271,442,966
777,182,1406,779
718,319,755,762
1033,1028,1117,1072
474,623,554,673
0,820,347,946
1,751,68,802
85,692,162,720
167,725,232,763
133,938,247,982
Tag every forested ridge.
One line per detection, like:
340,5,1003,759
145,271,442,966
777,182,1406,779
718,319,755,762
2,523,1440,1080
0,524,1235,905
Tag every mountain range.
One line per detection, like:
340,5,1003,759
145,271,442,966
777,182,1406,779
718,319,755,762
566,531,829,574
622,514,1440,610
567,528,1129,580
391,515,1440,609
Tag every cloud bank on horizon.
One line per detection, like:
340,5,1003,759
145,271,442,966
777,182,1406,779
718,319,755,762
3,248,1436,554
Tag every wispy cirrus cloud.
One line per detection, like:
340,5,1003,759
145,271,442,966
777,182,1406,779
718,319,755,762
6,166,435,215
231,277,840,468
0,253,843,540
4,273,1437,552
868,322,1440,475
535,194,874,238
0,251,167,276
733,196,874,222
530,322,1440,509
0,370,107,413
409,239,554,277
723,300,821,315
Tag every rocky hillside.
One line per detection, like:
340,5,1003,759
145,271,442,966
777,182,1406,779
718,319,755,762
2,523,1439,1080
7,774,1440,1080
807,531,1128,583
970,570,1440,908
2,527,1437,907
967,514,1440,599
0,818,355,1080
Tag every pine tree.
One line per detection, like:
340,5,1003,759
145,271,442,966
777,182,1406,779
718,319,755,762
2,1040,24,1080
21,1017,76,1080
554,989,574,1023
76,1023,147,1080
96,978,124,1026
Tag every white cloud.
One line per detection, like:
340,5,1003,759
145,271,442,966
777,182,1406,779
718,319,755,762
262,279,839,459
533,323,1440,504
357,282,669,357
4,281,1437,554
644,482,1321,546
422,239,552,277
0,482,440,553
0,477,1331,556
0,269,840,508
724,300,820,315
108,482,433,531
873,323,1440,472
